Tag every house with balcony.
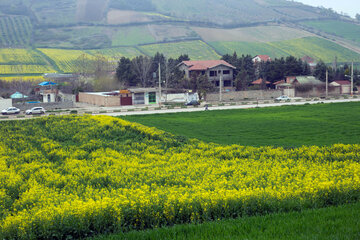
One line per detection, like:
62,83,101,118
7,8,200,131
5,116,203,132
178,60,236,88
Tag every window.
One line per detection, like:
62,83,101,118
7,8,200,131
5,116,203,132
223,70,230,75
148,92,156,104
224,80,232,87
210,71,217,77
134,93,145,105
202,71,205,75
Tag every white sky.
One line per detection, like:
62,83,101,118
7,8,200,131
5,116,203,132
294,0,359,17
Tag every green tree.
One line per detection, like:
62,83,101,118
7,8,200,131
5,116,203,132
189,73,214,100
356,13,360,21
116,57,137,87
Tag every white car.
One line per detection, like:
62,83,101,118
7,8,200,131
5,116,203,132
25,107,46,115
276,95,291,101
1,107,20,115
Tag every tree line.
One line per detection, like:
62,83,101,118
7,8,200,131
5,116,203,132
115,52,360,91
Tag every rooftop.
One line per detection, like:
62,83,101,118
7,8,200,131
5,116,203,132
181,60,236,70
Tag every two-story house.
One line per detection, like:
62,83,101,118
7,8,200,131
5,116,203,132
178,60,236,88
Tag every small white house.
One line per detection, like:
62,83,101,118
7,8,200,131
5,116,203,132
330,80,351,94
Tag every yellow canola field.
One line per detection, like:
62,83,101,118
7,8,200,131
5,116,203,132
0,115,359,239
0,75,45,82
0,65,55,74
0,49,48,65
38,48,93,73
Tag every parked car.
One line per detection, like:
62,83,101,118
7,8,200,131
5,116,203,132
185,100,200,106
276,95,291,101
1,107,20,115
25,107,46,115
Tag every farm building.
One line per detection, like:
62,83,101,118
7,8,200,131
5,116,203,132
274,76,341,97
178,60,236,89
78,88,160,107
330,80,351,94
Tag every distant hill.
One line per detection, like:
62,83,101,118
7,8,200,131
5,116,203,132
0,0,359,76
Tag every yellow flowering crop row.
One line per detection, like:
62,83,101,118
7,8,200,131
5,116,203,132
0,65,55,74
0,115,359,239
38,48,94,73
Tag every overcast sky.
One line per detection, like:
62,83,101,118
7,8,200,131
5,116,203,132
294,0,358,17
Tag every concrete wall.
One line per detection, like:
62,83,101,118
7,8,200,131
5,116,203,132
295,86,341,98
14,101,74,111
283,88,295,98
0,99,12,110
206,90,283,102
78,92,120,107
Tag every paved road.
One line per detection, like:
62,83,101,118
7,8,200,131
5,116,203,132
1,98,360,121
105,98,360,117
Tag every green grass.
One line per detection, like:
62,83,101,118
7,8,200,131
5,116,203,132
86,47,141,59
122,102,360,147
210,37,360,62
92,202,360,240
301,20,360,43
139,40,221,60
112,26,156,46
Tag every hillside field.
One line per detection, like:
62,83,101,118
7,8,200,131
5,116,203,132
122,102,360,147
0,106,359,239
300,20,360,44
139,40,221,60
210,37,360,62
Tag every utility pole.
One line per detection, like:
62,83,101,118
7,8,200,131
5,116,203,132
158,62,162,107
326,69,328,98
351,61,354,96
219,72,223,102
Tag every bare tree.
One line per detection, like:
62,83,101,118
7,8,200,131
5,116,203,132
132,56,153,87
76,53,93,76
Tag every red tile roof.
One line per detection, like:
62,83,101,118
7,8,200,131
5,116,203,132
274,80,285,85
333,80,351,85
182,60,236,70
301,56,315,63
252,78,271,85
253,55,271,62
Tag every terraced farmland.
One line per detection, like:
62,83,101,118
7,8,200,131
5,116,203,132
139,40,221,60
0,16,32,47
300,20,360,44
210,37,360,62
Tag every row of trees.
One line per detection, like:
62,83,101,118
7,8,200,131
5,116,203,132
114,52,360,92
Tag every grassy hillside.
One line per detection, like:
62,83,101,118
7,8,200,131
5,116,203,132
152,0,328,25
192,25,313,42
300,20,360,44
86,47,142,59
0,115,359,240
122,102,360,147
210,37,360,62
139,40,220,60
